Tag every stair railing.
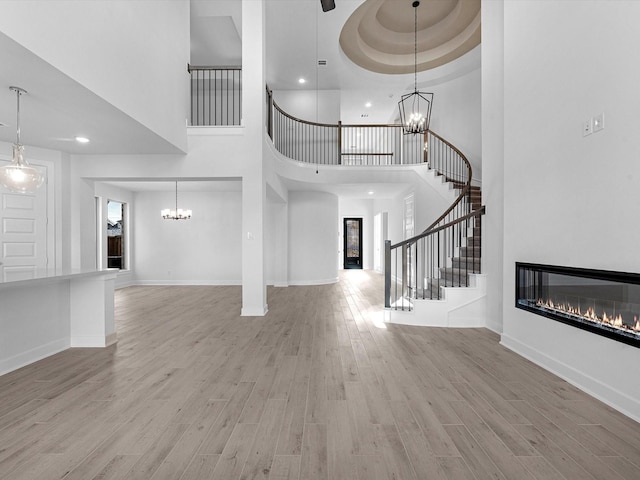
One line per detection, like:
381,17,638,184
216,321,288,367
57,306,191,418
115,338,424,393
384,206,485,310
263,91,484,310
189,65,242,126
385,133,485,311
268,95,427,166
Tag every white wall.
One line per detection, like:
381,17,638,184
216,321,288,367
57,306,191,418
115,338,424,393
288,190,338,285
265,198,288,286
500,0,640,421
273,90,341,124
428,67,482,181
133,190,242,285
0,0,190,152
338,198,374,270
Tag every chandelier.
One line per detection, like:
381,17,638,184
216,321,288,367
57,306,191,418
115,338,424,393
398,1,434,135
161,181,192,220
0,87,45,193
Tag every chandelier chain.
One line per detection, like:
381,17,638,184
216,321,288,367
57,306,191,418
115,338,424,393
414,2,417,92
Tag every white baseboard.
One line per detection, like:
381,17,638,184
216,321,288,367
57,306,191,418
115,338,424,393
71,335,112,348
501,333,640,423
0,338,69,377
287,277,339,286
135,280,242,286
241,304,269,317
105,332,118,346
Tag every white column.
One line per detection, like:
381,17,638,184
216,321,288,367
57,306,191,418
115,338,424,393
481,0,505,334
241,0,267,316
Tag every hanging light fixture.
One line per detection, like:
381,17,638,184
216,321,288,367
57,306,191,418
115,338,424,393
0,87,45,193
398,1,434,135
161,181,192,220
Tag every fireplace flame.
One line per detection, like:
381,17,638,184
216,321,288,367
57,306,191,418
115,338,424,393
536,298,640,335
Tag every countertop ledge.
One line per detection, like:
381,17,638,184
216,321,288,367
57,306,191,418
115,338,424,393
0,269,119,289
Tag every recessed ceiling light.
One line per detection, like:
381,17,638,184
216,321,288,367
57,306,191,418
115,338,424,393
368,191,374,195
298,78,306,84
75,136,90,143
365,102,372,108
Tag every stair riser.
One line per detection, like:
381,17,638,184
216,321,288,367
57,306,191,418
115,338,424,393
460,247,481,256
451,262,481,272
439,269,471,281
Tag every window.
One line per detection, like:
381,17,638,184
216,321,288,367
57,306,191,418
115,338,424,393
107,200,125,269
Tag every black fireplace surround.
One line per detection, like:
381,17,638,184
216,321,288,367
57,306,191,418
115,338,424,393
516,262,640,348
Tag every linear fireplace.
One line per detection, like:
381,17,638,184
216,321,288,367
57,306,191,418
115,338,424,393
516,263,640,348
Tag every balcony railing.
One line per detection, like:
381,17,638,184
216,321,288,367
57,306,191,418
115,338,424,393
189,65,241,126
266,90,427,166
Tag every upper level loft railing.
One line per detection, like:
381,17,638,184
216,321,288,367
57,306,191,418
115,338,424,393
189,65,241,126
267,90,426,167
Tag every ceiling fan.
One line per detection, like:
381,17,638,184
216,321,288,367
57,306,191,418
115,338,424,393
320,0,335,12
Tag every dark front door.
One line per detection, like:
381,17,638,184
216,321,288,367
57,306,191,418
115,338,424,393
344,218,363,269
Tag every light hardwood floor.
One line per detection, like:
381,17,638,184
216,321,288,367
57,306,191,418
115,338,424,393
1,270,640,479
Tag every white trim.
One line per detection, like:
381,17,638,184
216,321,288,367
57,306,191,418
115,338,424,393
71,335,112,348
187,126,245,136
501,333,640,423
134,280,243,286
0,338,69,377
241,304,268,316
287,277,339,286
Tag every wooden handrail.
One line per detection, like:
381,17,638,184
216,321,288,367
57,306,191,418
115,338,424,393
188,64,242,71
421,130,473,234
341,153,393,156
272,101,339,128
391,206,485,250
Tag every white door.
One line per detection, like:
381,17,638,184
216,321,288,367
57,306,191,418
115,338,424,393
403,193,415,291
0,160,50,281
373,212,389,273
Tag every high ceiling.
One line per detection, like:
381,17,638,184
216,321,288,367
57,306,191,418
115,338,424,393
264,0,481,124
0,0,480,197
340,0,480,74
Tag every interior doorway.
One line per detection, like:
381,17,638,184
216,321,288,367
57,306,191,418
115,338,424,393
343,217,363,269
373,212,388,273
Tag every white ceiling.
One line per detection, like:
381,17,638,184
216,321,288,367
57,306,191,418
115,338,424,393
0,32,182,155
0,0,480,176
264,0,481,124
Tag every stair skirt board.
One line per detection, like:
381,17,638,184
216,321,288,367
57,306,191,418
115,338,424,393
386,274,487,328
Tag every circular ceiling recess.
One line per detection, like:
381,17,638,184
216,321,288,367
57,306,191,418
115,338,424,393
339,0,481,74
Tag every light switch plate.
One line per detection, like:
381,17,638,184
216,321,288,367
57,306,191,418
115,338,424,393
593,113,605,132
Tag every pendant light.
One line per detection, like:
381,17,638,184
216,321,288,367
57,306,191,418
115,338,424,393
161,181,192,220
0,87,45,193
398,1,434,135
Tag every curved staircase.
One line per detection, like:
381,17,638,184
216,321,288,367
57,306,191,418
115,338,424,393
265,92,486,326
385,135,486,326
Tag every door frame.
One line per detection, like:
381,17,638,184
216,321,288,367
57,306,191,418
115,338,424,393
343,217,363,270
